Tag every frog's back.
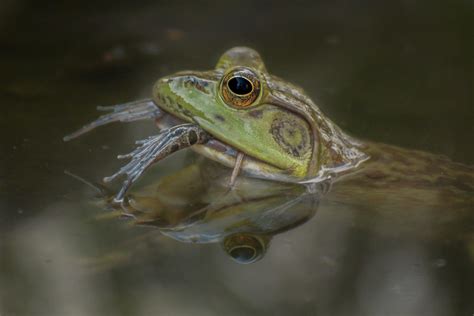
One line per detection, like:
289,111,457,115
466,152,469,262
358,142,474,196
326,142,474,240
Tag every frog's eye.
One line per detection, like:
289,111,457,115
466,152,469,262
221,68,261,108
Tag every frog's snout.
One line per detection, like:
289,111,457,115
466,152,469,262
152,76,181,116
152,72,217,121
152,76,171,105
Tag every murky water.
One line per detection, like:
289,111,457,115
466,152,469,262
1,1,473,315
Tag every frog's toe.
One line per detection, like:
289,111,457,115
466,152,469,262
63,99,162,141
104,124,210,201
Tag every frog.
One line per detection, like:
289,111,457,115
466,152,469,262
64,46,369,201
65,47,474,265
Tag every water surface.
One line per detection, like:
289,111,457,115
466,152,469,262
0,1,473,315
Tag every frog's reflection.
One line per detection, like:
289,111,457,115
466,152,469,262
103,159,326,264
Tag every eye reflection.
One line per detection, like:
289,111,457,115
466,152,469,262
227,76,253,95
222,233,268,264
92,160,323,266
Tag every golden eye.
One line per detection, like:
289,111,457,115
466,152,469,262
221,68,261,108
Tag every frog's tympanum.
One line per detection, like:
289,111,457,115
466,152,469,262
66,47,474,264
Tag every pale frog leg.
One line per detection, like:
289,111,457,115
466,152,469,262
63,99,162,141
104,124,210,202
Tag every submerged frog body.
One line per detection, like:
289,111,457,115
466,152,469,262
65,47,368,200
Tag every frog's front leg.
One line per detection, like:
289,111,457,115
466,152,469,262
64,99,162,141
105,124,210,202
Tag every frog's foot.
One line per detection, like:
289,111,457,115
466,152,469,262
64,99,162,141
104,123,210,202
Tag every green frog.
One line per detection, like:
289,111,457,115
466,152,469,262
65,47,369,201
66,47,474,264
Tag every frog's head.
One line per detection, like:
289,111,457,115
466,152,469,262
154,47,367,182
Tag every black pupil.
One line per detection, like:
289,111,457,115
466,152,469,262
230,247,256,263
228,77,252,95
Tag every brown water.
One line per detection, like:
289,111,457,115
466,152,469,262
1,1,473,315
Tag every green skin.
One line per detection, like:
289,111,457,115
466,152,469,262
153,47,367,182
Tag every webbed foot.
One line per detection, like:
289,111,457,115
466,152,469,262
104,124,210,202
